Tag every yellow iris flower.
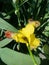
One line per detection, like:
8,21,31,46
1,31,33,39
12,21,40,50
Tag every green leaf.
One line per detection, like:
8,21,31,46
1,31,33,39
0,38,12,48
43,44,49,55
34,55,41,65
0,18,17,32
0,48,41,65
43,19,49,37
43,44,49,59
0,17,17,47
12,0,19,14
43,12,49,19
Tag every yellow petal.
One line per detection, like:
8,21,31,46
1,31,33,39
12,32,28,43
30,38,40,49
20,23,35,37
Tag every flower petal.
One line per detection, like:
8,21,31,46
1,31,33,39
20,23,35,37
30,38,40,49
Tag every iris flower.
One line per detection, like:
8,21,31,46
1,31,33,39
5,20,40,50
12,21,40,49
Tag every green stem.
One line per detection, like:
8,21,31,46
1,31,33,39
27,45,38,65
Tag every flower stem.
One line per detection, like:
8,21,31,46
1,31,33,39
27,45,38,65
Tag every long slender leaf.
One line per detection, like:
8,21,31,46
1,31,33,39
0,18,17,47
0,38,12,48
0,48,40,65
0,18,17,32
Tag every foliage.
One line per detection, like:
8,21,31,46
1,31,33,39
0,0,49,65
